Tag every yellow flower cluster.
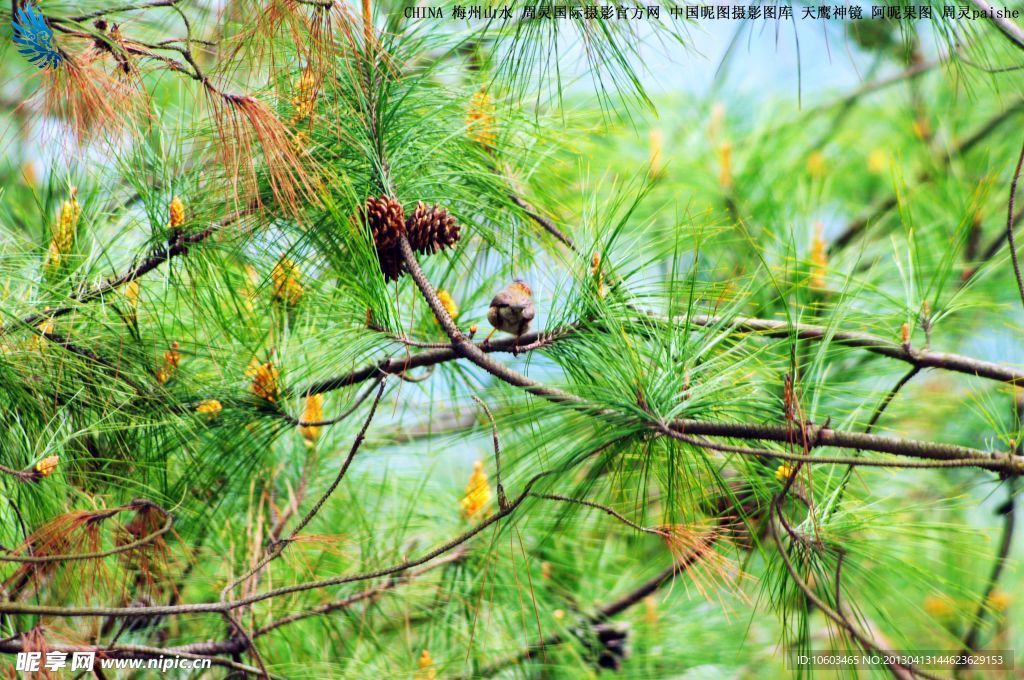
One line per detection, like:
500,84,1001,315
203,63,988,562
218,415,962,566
988,590,1011,612
437,289,458,320
466,88,496,147
290,69,318,124
47,188,81,269
272,258,304,305
291,130,311,154
124,280,140,308
299,393,324,446
35,455,59,478
30,319,54,352
806,151,826,178
867,148,889,174
415,649,436,680
649,128,665,179
460,460,491,519
248,359,280,402
196,399,223,420
923,593,954,617
155,341,182,384
717,140,732,190
169,196,185,229
775,463,795,482
809,222,827,289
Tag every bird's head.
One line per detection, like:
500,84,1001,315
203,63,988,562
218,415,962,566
510,279,532,297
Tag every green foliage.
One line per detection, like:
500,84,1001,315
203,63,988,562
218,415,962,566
0,2,1021,678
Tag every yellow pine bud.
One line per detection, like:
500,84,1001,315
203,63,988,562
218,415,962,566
806,151,826,178
988,590,1011,612
155,341,182,384
867,148,888,174
34,455,59,478
47,188,80,269
124,280,140,308
591,251,606,298
809,222,827,289
250,360,280,402
21,163,37,187
775,463,795,482
649,128,664,179
291,130,311,154
923,594,954,617
196,399,223,420
460,460,491,519
541,561,551,579
415,649,436,680
168,196,185,229
717,140,733,190
30,319,54,352
901,322,911,346
290,69,318,124
299,393,324,445
437,289,458,320
912,117,931,140
644,595,658,625
272,257,304,306
466,88,496,147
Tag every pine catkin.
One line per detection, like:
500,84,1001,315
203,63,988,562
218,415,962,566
809,223,827,289
466,88,496,147
460,461,491,519
168,196,185,229
249,359,280,402
196,399,222,420
437,290,458,320
299,393,323,445
47,188,80,269
272,257,304,305
34,455,59,478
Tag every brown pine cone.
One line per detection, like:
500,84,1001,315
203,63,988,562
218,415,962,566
376,246,406,281
362,196,406,250
406,202,461,255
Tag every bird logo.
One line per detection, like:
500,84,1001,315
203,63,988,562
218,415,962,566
485,279,535,351
12,3,61,70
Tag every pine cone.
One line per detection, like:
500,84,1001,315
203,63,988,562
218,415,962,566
377,246,406,281
406,202,461,255
362,196,406,250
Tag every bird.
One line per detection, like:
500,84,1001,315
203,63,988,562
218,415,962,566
485,279,535,351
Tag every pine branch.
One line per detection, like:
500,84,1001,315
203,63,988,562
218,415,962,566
1,223,221,337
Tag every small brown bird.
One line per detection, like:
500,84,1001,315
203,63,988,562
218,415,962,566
485,279,535,350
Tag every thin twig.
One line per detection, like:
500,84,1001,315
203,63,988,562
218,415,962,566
1,224,220,337
0,513,172,564
468,532,717,678
958,480,1016,665
0,441,625,619
472,396,507,509
969,0,1024,51
771,502,942,680
1004,138,1024,311
221,378,387,600
531,493,668,537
